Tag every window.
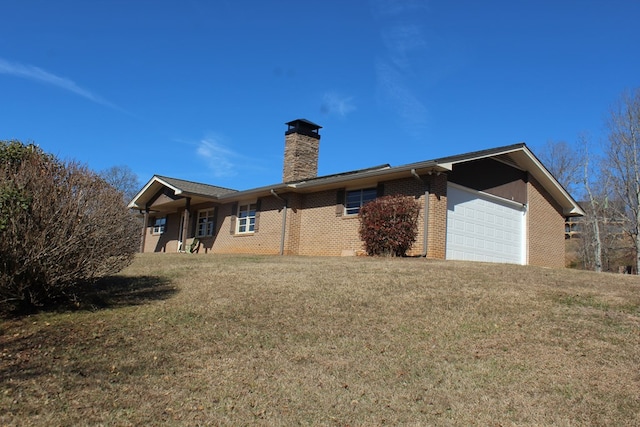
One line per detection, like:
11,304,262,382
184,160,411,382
345,188,377,215
152,217,166,234
237,202,257,233
196,209,215,237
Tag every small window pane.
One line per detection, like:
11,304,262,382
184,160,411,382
236,202,258,234
153,217,166,234
362,188,377,203
346,192,360,203
344,188,377,215
196,209,215,237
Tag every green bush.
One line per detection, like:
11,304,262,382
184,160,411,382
358,194,421,256
0,140,140,313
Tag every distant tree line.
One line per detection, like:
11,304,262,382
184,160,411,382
538,87,640,273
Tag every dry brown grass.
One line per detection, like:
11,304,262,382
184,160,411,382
2,254,639,426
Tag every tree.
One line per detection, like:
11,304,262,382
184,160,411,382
603,88,640,273
536,140,581,195
536,139,602,270
99,165,141,202
581,139,603,272
0,141,140,313
358,195,421,257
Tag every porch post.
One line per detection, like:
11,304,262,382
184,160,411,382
140,210,148,253
182,198,191,251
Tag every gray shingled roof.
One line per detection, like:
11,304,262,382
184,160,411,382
285,164,391,185
156,175,238,197
130,143,583,217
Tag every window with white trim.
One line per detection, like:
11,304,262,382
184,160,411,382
196,208,215,237
237,202,257,233
345,188,377,215
152,217,166,234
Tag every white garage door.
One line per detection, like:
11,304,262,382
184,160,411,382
446,183,526,264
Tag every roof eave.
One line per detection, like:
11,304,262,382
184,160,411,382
127,175,168,209
218,183,292,201
127,175,229,210
513,146,585,217
289,161,446,191
434,143,585,217
129,144,584,218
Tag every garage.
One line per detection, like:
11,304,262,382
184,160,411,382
446,183,526,264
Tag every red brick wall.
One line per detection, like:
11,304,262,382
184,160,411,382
211,197,284,255
296,189,361,256
143,211,181,253
283,193,303,255
293,176,442,257
427,174,448,260
142,175,451,258
141,170,567,268
527,176,565,267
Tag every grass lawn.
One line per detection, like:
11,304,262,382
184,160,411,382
1,254,640,426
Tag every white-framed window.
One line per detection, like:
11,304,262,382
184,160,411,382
152,217,166,234
237,202,257,233
345,188,377,215
196,208,215,237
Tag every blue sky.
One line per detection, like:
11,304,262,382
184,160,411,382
1,0,639,192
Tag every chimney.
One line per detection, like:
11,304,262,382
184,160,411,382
283,119,322,182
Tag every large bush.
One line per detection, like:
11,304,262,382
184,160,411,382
358,194,421,256
0,140,140,312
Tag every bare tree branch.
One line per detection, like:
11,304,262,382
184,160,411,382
603,87,640,273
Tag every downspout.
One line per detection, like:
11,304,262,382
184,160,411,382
270,189,288,256
411,169,430,257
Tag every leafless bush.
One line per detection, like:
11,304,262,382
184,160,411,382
0,140,139,312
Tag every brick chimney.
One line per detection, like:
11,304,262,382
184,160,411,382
283,119,322,182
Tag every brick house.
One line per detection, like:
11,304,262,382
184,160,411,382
128,119,584,267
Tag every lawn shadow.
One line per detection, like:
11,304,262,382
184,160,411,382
0,275,177,389
0,275,177,319
85,274,177,309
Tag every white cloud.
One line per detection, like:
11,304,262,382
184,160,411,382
375,60,429,136
371,1,431,138
195,136,238,178
321,92,356,117
381,24,428,69
0,57,119,110
370,0,428,19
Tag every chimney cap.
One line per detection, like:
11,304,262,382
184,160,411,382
285,118,322,139
285,118,322,129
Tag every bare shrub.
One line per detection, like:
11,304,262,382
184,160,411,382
358,194,420,256
0,140,139,312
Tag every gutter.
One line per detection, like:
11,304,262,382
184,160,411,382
270,189,288,256
290,160,445,190
411,169,429,257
